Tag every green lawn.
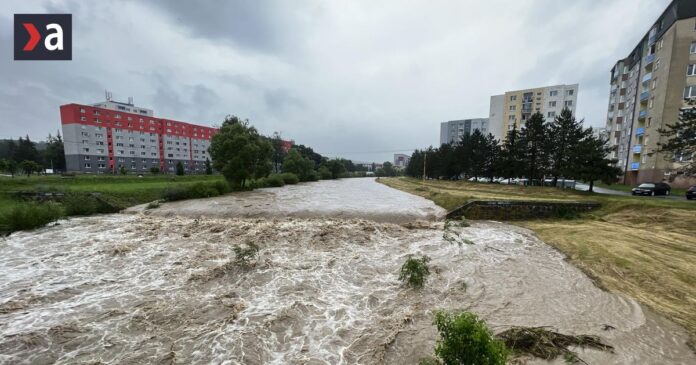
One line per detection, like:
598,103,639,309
0,174,225,233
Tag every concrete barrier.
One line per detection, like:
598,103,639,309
447,200,601,220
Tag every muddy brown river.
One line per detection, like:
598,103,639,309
0,178,694,364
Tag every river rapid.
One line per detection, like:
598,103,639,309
0,178,693,364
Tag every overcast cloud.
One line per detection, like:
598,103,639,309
0,0,670,163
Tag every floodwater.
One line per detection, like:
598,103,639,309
0,178,694,364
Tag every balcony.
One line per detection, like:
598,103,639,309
638,110,648,120
642,73,653,83
635,127,645,136
640,91,650,102
644,53,655,65
607,111,614,118
631,162,640,171
633,145,642,154
648,34,657,45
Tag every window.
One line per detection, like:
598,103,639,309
549,101,557,107
80,116,86,121
652,79,657,90
84,163,91,168
509,105,516,111
684,86,696,99
509,95,517,101
691,42,696,54
564,100,573,107
566,89,574,96
547,111,556,118
98,164,106,169
80,108,85,113
688,64,696,76
84,156,90,160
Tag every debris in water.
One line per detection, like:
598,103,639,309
496,326,614,363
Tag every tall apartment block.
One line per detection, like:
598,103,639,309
605,0,696,187
60,98,218,174
439,118,489,145
489,84,579,139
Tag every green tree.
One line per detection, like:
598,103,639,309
14,136,41,164
573,133,622,192
406,149,425,178
499,127,525,182
19,160,42,176
658,107,696,175
150,166,160,174
205,157,213,175
294,144,324,168
269,131,287,173
209,116,273,189
42,132,66,172
119,165,127,175
376,161,397,177
282,148,315,181
2,159,18,177
176,161,185,176
548,108,591,186
520,112,551,185
322,159,347,179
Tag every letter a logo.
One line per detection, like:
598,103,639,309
14,14,72,60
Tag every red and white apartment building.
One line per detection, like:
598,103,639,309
60,97,218,174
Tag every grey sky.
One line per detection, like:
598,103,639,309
0,0,670,163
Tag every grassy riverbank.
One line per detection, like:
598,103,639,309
380,177,696,348
0,174,226,234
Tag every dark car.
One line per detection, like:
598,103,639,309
687,186,696,200
631,182,672,196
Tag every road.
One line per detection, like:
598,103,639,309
575,183,689,201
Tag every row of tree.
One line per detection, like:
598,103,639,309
209,115,377,189
0,134,66,176
406,109,622,191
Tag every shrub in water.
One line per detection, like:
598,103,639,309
265,174,286,187
280,172,300,185
431,311,508,365
146,201,161,209
0,202,64,234
233,242,260,267
399,255,431,289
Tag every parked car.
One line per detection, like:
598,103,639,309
686,185,696,200
631,182,671,196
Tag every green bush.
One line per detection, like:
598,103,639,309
280,172,299,185
161,181,227,202
212,180,231,194
318,166,333,180
399,255,431,289
0,202,64,234
305,170,320,182
63,193,121,216
252,178,268,188
265,174,286,187
431,311,508,365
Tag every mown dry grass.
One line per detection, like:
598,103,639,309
380,177,696,348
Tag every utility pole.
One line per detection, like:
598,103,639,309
423,153,426,182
